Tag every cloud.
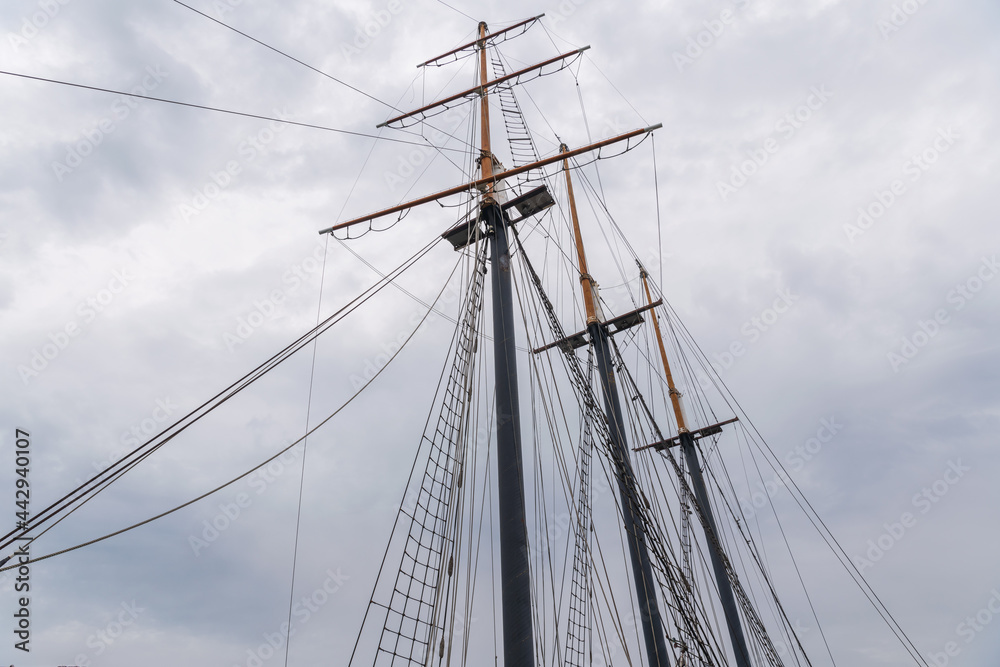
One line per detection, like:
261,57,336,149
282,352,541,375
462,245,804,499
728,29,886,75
1,0,998,665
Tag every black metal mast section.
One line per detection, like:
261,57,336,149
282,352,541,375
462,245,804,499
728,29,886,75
485,202,535,667
639,268,753,667
560,147,670,667
680,433,752,667
590,321,672,666
477,22,535,667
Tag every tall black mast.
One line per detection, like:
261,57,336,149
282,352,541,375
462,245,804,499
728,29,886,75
639,269,752,667
318,23,661,665
477,21,536,667
560,147,671,667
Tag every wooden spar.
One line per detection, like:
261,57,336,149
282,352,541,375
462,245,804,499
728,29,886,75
479,21,495,203
561,144,600,325
418,14,544,67
317,125,660,234
640,265,689,432
377,47,589,128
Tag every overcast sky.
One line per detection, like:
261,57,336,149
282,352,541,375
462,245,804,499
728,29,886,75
2,0,999,665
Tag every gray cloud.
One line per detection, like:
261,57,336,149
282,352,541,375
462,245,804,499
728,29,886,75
1,0,998,665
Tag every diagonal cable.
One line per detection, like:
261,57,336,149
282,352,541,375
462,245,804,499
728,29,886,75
0,69,463,152
173,0,477,150
174,0,398,111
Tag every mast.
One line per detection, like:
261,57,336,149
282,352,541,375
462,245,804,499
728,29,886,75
480,22,535,667
639,268,752,667
316,24,660,663
561,146,671,667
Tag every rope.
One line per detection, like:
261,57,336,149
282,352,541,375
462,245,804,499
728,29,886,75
280,234,331,667
644,279,930,666
0,236,442,565
349,241,488,666
432,0,478,23
0,70,464,152
173,0,396,110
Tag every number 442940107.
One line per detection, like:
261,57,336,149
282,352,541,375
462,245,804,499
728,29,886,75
15,428,30,524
